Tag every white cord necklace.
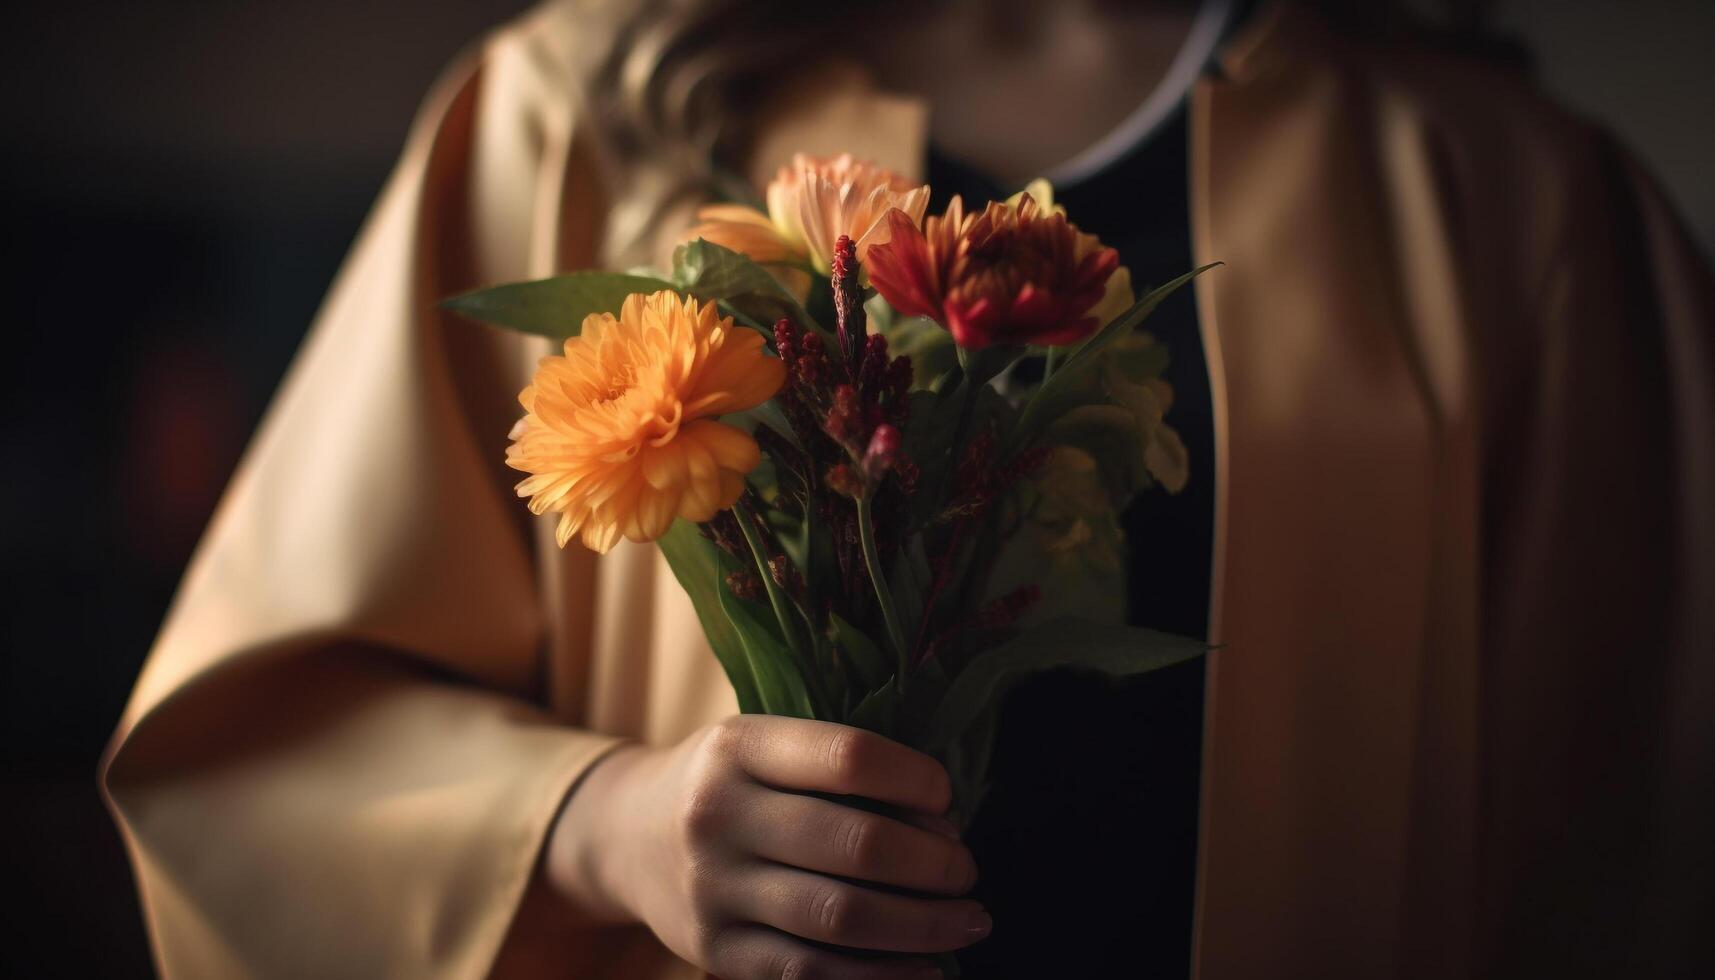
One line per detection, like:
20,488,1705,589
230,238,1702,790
1040,0,1237,187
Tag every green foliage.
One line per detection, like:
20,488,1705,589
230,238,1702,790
1056,365,1168,495
959,343,1027,392
897,389,957,528
1013,263,1219,448
656,522,765,714
722,399,799,449
444,241,836,343
886,535,935,655
653,521,820,721
1111,327,1171,382
440,272,675,338
830,612,892,695
673,239,828,340
846,678,904,735
984,454,1129,628
450,237,1220,833
717,583,818,719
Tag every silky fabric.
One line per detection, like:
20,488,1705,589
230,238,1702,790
102,2,1714,977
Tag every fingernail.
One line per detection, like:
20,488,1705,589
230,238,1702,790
965,908,993,938
922,814,961,838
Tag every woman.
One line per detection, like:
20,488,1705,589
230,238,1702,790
101,0,1713,977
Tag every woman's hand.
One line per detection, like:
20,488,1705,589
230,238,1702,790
547,715,987,979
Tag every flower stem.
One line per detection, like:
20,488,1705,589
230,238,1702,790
950,376,979,462
910,519,968,668
734,499,829,712
1043,345,1064,380
921,366,982,517
857,492,912,690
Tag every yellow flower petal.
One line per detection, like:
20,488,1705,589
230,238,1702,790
1005,178,1064,216
685,204,801,264
507,290,783,553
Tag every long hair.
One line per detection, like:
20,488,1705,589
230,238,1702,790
567,0,833,263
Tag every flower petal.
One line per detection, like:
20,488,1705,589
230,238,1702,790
505,289,773,551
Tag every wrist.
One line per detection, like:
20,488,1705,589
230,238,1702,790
546,742,652,923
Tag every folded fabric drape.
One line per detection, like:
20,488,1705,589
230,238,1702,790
103,3,1713,977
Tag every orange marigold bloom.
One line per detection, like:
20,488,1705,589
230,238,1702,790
507,291,785,553
865,193,1121,350
686,153,931,275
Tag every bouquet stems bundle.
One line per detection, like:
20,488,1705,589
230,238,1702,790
448,155,1214,824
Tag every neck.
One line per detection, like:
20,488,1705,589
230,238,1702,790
862,0,1207,185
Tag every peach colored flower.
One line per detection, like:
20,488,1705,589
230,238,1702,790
507,291,784,553
686,153,931,275
865,192,1120,350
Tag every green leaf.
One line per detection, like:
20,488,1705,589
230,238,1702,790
656,521,764,714
1049,358,1167,498
722,399,799,450
829,612,891,694
959,343,1027,391
731,499,817,696
887,533,934,657
1044,403,1153,505
674,239,828,339
1110,329,1171,382
717,578,818,718
898,389,956,529
926,618,1208,817
856,495,913,674
441,272,675,338
974,440,1129,631
846,678,904,736
728,497,836,719
1012,263,1219,447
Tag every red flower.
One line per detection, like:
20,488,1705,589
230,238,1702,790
865,193,1121,350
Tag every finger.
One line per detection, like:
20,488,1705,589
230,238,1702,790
721,717,952,814
737,865,991,953
737,787,977,896
896,809,963,840
706,925,942,980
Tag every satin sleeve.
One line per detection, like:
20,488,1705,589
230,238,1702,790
1479,131,1715,975
99,18,633,978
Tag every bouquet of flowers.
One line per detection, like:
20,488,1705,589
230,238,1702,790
447,154,1213,824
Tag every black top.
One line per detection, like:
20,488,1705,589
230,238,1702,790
927,103,1214,977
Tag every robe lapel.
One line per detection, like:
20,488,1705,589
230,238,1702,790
1192,5,1477,977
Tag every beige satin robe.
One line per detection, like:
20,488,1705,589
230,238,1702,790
101,2,1714,977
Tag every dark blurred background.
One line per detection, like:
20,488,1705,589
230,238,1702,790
1,1,1709,975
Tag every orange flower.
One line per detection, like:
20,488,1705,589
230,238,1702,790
507,291,785,553
866,192,1120,350
686,153,931,275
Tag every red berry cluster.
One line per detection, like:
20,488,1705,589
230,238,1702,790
917,584,1043,667
936,423,1054,525
753,236,919,629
